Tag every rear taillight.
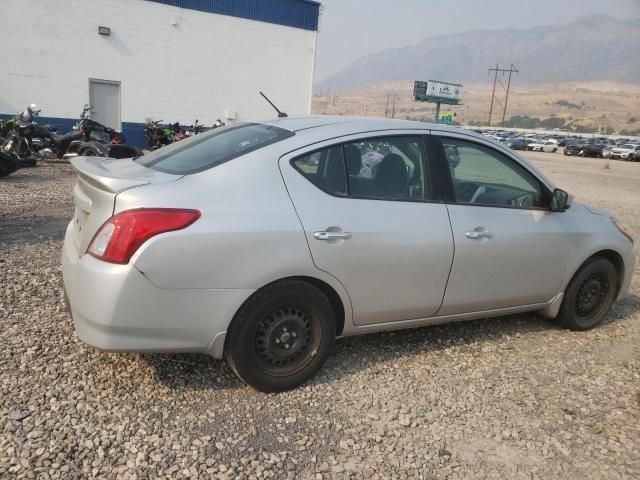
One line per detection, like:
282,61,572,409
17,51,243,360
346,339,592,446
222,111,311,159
87,208,201,264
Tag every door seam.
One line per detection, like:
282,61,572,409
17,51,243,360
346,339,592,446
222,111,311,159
276,157,355,318
434,203,456,316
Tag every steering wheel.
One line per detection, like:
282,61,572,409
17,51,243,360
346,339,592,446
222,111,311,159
457,182,485,203
510,193,534,208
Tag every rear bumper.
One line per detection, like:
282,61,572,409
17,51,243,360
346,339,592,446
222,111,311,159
61,222,253,358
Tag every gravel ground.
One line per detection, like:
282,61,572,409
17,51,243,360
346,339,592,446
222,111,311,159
1,153,639,479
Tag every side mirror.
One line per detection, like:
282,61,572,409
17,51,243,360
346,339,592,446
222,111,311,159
550,188,571,212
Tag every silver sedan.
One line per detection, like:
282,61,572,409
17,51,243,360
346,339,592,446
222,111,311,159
62,117,635,392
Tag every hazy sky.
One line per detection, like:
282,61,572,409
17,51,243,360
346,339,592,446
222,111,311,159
315,0,640,81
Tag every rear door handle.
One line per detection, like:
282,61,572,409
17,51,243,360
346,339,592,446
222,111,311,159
465,230,493,240
314,231,352,241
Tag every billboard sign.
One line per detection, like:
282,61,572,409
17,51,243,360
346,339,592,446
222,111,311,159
414,80,463,105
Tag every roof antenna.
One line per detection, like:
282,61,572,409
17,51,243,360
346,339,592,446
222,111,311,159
259,91,288,118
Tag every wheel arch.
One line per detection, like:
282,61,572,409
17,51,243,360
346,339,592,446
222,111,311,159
292,276,346,337
215,275,347,363
566,249,624,298
222,275,347,350
542,248,625,319
587,249,624,294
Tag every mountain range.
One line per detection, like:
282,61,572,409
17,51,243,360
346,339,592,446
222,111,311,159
317,15,640,92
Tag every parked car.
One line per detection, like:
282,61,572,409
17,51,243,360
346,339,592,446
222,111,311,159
581,143,606,158
564,142,585,156
528,139,559,153
565,142,605,158
508,138,528,150
610,144,640,161
62,117,635,392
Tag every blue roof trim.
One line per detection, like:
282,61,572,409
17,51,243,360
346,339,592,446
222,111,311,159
147,0,320,31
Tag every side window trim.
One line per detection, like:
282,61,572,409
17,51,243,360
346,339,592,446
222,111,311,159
424,134,453,202
433,134,552,211
290,134,439,203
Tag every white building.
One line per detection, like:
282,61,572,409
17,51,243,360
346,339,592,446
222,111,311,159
0,0,320,147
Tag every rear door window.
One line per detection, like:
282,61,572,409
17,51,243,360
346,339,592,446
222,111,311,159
291,136,429,201
343,136,428,200
136,123,293,174
292,146,347,196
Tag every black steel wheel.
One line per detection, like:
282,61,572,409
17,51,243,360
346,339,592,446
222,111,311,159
254,305,321,376
558,257,618,331
225,280,336,392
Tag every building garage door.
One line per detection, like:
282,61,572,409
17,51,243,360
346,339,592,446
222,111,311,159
89,79,121,130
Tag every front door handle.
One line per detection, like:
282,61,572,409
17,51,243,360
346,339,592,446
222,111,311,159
465,229,493,240
314,231,352,241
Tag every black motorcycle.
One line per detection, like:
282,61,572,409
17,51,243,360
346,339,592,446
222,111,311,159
64,105,140,159
1,119,83,163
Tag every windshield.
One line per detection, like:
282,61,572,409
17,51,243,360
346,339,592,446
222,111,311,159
135,122,294,174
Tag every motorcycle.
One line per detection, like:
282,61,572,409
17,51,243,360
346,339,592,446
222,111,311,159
0,117,16,143
144,120,175,150
144,118,224,150
63,105,140,159
2,116,82,164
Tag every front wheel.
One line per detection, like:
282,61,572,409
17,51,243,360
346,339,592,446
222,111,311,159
225,280,336,392
557,257,618,331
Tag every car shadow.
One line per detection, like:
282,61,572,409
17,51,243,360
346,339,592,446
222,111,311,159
0,216,69,245
142,294,640,393
140,352,245,392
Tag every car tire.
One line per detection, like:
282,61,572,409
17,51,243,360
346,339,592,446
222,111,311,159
225,279,336,392
557,257,618,331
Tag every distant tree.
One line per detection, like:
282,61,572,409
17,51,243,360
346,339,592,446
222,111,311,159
540,117,566,129
554,99,582,109
504,115,541,129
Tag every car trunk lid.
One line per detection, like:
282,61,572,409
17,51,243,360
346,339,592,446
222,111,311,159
70,156,181,255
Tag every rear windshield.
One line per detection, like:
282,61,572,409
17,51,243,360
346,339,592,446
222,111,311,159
135,123,294,174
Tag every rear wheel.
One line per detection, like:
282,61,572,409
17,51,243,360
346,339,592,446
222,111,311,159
225,280,335,392
557,257,617,331
80,147,100,157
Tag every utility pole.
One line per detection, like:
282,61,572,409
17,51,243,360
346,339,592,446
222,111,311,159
488,63,498,126
489,63,520,126
391,92,397,119
385,91,391,118
501,64,518,126
487,63,518,126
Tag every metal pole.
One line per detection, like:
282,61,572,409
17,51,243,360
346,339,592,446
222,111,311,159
488,63,498,126
435,102,441,124
385,92,390,118
391,92,397,119
502,64,516,126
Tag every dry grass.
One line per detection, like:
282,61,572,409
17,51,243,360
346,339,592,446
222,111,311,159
313,81,640,133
